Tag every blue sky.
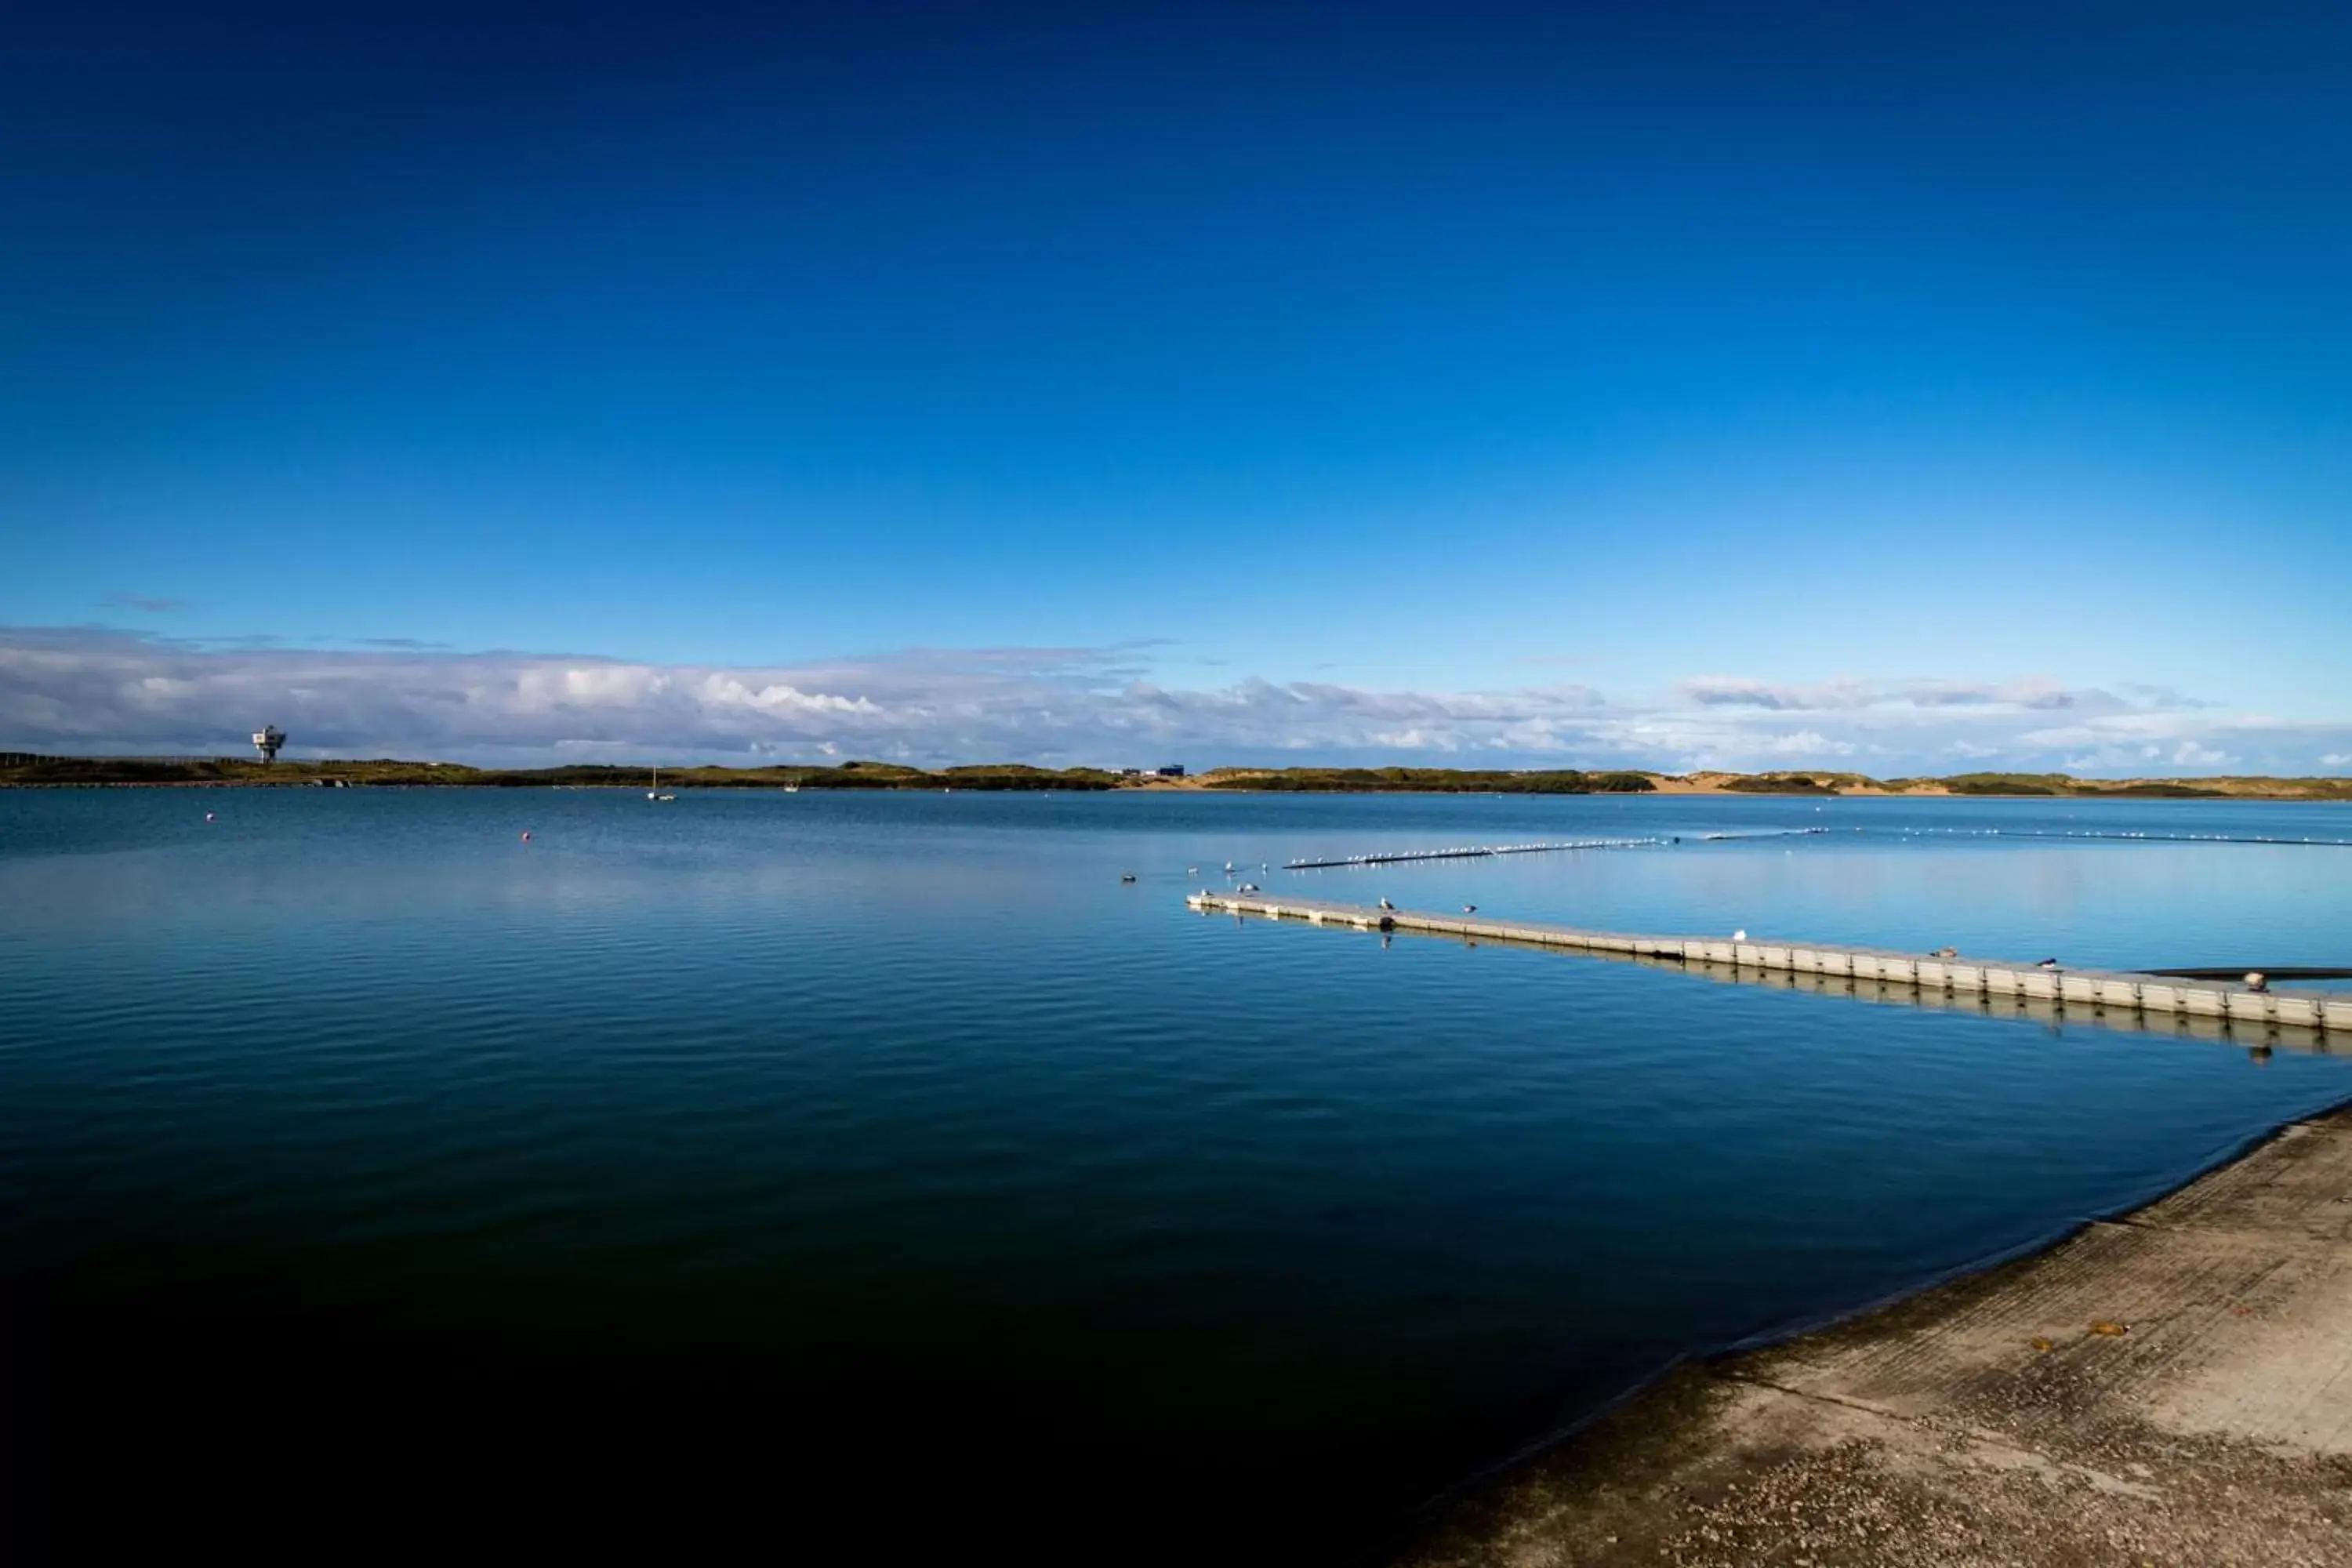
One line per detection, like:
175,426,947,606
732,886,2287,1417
4,2,2347,771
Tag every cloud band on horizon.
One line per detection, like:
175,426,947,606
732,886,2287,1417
0,626,2343,777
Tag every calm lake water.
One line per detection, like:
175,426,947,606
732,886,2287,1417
4,789,2350,1559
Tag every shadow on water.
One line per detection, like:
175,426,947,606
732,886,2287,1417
5,1287,1589,1564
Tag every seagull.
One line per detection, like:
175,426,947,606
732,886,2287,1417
2037,957,2060,971
1120,873,1137,883
1186,866,1199,876
1733,929,1748,942
1463,904,1478,914
1933,946,1958,959
1378,897,1396,911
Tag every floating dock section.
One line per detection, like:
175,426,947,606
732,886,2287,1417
1185,891,2352,1034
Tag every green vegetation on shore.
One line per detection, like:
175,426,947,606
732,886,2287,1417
1915,771,2240,797
1204,767,1657,793
1715,773,1841,794
0,756,1123,790
2,753,2348,799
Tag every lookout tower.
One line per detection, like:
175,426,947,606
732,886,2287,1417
252,725,286,763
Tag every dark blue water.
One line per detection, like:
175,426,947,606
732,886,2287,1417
4,789,2349,1559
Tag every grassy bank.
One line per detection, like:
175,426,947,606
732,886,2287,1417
1193,767,2350,799
1198,767,1658,794
0,757,1123,790
3,755,2348,798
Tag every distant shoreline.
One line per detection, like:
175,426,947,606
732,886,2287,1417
3,757,2347,800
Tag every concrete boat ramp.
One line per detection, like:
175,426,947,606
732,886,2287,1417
1399,1102,2352,1568
1185,891,2352,1043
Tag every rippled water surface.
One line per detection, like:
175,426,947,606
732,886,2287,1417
4,789,2350,1558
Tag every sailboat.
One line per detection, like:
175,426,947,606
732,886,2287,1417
648,767,676,802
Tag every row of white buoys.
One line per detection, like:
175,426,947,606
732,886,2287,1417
1891,826,2347,848
1696,827,1835,841
1283,826,1867,869
1284,837,1660,870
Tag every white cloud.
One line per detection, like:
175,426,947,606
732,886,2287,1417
1680,677,1874,711
2,626,2345,776
1750,730,1857,758
1678,675,2112,713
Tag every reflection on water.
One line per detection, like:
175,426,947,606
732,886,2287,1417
3,788,2350,1560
